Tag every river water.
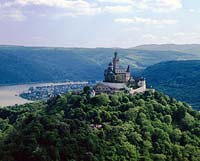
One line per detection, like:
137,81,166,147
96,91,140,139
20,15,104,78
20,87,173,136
0,84,33,107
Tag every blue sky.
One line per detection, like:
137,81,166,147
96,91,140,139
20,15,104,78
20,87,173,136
0,0,200,47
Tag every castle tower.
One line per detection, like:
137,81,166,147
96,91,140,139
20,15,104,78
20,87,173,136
126,65,130,72
108,62,113,71
113,52,119,73
138,78,146,90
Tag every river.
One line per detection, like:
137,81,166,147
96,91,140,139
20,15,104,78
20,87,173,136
0,84,33,107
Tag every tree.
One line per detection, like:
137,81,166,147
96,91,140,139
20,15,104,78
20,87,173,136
83,86,91,94
91,94,110,106
164,115,172,124
0,91,200,161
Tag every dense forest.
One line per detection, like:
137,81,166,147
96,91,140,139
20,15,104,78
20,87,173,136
142,60,200,110
0,90,199,161
0,45,198,85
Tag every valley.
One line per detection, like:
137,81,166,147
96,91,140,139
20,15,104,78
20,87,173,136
1,45,200,110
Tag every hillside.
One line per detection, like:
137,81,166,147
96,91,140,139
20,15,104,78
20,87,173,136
0,45,199,85
142,60,200,110
0,91,200,161
134,44,200,55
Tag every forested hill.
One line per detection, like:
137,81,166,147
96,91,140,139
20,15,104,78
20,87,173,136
0,45,199,85
0,91,200,161
142,60,200,110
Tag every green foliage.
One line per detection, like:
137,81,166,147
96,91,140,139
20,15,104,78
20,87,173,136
142,60,200,110
83,86,91,94
91,94,110,106
0,91,200,161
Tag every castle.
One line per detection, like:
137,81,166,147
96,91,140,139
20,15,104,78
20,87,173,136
94,52,147,94
104,52,130,83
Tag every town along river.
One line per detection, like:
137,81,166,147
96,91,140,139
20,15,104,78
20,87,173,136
0,82,89,107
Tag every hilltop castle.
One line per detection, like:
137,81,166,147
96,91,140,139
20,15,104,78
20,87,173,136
94,52,147,94
104,52,130,83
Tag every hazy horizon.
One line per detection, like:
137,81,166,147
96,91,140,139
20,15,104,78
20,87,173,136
1,43,200,49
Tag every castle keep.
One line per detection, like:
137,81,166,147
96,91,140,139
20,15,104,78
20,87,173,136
94,52,147,94
104,52,130,83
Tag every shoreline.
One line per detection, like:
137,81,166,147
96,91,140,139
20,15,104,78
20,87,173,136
0,81,91,107
0,80,91,87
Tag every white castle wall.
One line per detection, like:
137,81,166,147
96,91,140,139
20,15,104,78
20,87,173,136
129,80,147,94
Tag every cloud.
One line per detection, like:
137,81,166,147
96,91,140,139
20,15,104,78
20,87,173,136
0,0,102,18
97,0,133,4
103,5,133,13
123,27,141,32
0,0,183,23
0,0,183,22
115,17,177,25
4,0,93,8
142,34,157,40
140,32,200,45
98,0,182,12
173,32,200,43
0,9,25,21
188,9,200,14
189,9,196,13
137,0,183,12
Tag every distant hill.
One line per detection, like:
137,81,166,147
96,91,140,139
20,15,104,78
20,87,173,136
134,44,200,55
142,60,200,110
0,45,199,85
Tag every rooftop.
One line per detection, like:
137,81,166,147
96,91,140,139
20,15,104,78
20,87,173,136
99,82,127,89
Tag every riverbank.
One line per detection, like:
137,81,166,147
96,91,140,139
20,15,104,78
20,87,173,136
0,85,34,107
0,81,90,107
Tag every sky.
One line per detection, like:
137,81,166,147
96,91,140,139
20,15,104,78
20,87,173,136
0,0,200,48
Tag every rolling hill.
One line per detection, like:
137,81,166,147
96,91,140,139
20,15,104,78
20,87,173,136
134,44,200,55
142,60,200,110
0,45,199,85
0,91,199,161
